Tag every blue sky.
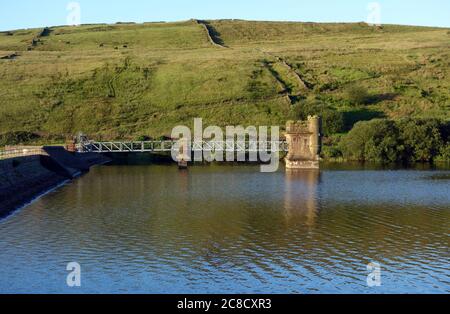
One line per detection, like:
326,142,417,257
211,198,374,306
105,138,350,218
1,0,449,31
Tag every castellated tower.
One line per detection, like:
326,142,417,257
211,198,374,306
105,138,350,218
285,116,322,169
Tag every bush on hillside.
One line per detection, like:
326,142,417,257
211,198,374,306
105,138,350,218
436,144,450,162
340,118,449,163
340,119,402,163
0,131,41,147
321,135,344,159
397,118,443,162
345,84,370,105
135,135,152,141
291,101,345,136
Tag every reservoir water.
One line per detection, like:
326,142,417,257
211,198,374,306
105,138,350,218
0,164,449,293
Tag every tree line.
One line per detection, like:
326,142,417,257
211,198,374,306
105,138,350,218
330,118,449,163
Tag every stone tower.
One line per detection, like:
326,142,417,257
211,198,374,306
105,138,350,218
285,116,322,169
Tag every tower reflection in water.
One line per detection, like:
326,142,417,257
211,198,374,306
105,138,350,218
284,169,321,227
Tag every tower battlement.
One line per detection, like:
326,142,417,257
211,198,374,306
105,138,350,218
286,116,320,135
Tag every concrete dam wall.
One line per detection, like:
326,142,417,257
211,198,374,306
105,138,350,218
0,147,111,218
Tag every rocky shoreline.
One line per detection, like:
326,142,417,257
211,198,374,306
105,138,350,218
0,148,110,218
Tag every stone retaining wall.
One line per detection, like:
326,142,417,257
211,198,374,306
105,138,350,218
0,156,67,217
0,149,111,218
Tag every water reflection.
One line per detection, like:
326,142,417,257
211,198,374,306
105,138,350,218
284,170,320,227
0,165,449,293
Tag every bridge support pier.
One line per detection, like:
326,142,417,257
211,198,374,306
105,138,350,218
177,138,190,169
178,160,188,169
285,116,321,170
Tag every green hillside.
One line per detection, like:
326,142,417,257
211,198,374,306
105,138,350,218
0,19,449,143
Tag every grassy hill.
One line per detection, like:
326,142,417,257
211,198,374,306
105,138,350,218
0,19,449,143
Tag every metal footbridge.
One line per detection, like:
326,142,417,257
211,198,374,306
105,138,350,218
79,140,289,153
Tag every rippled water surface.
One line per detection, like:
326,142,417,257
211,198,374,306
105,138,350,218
0,165,449,293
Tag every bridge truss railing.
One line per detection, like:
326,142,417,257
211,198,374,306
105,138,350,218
79,140,289,153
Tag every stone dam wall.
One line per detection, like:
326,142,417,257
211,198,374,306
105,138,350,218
0,148,110,218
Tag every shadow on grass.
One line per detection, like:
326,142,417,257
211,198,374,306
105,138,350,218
40,27,53,37
343,108,385,131
367,93,398,105
198,20,226,46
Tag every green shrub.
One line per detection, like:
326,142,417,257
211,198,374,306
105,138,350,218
341,118,449,163
340,119,403,163
291,101,345,136
436,143,450,162
0,131,41,147
397,118,443,162
321,135,343,159
322,146,343,159
157,135,171,141
135,135,152,141
345,84,370,105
